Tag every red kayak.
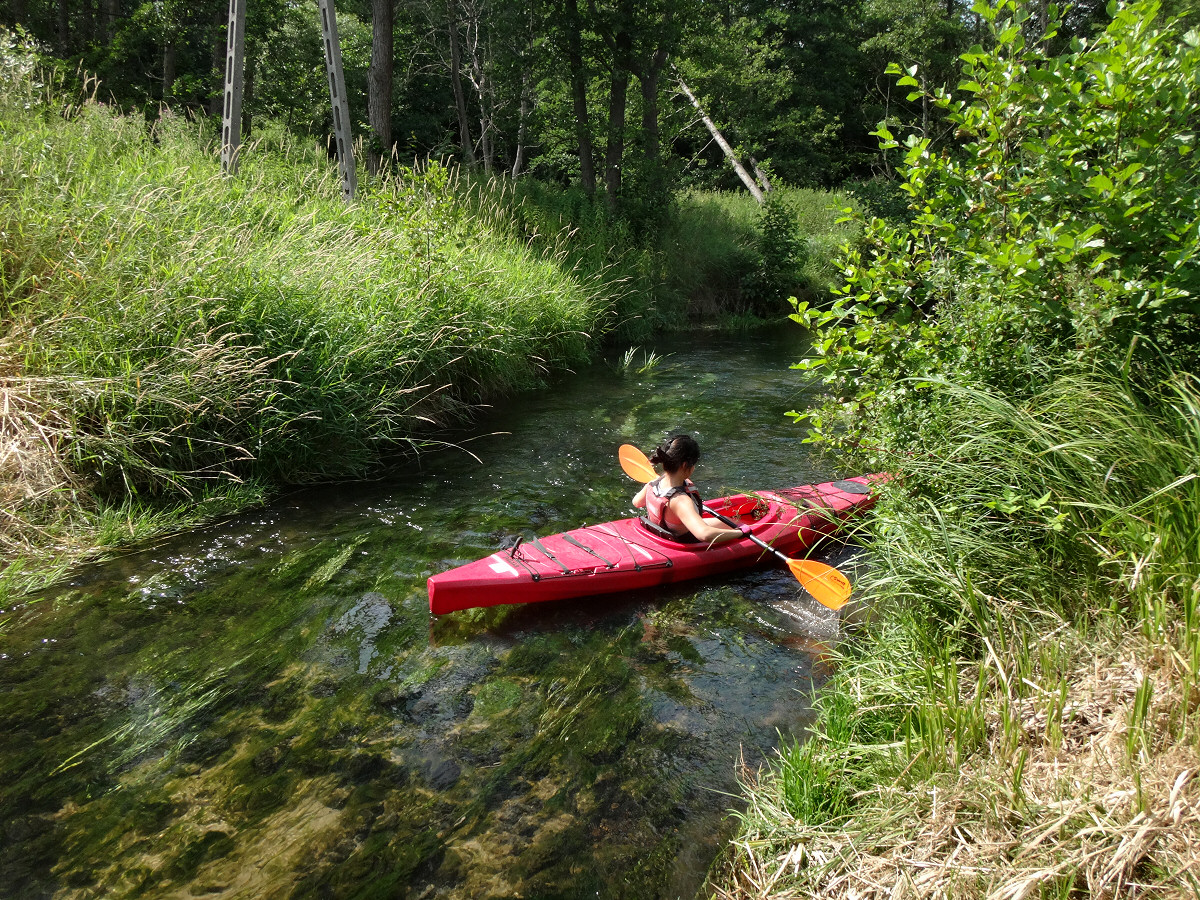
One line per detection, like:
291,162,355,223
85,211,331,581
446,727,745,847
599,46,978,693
428,475,883,615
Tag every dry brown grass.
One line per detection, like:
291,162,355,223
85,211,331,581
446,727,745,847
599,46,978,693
713,622,1200,900
0,341,86,563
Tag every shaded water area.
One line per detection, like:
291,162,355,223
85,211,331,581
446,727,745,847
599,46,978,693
0,329,868,899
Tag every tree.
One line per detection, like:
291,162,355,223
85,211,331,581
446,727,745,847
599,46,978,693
796,0,1200,450
860,0,970,149
368,0,394,173
560,0,596,191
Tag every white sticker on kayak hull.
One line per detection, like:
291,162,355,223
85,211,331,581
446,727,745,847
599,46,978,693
489,557,519,576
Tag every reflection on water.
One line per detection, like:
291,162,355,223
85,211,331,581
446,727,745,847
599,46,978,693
0,329,868,899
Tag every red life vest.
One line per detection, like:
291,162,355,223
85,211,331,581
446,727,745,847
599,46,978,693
644,476,703,538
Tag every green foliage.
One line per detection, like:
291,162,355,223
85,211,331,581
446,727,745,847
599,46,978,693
0,53,611,512
9,0,978,200
678,0,881,188
742,194,810,315
740,367,1200,869
465,175,666,338
842,176,911,223
664,187,860,319
726,4,1200,888
794,0,1200,451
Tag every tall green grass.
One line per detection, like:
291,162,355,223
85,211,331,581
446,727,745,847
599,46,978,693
719,368,1200,898
0,32,863,591
466,178,862,328
0,42,615,581
686,187,862,301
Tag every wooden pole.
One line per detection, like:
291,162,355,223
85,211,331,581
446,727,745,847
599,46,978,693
318,0,358,201
220,0,247,175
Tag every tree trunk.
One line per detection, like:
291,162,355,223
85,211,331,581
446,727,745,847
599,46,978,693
80,0,94,46
447,1,476,166
56,0,69,53
676,73,763,203
511,2,535,177
478,96,494,173
563,0,594,192
639,47,668,164
368,0,394,174
600,18,634,211
163,41,177,103
512,69,531,177
463,10,493,174
104,0,119,41
242,56,254,138
749,155,771,194
604,48,630,211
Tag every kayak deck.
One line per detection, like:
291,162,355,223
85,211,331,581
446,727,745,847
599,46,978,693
428,476,882,615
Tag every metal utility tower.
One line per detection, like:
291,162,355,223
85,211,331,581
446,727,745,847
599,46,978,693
220,0,357,201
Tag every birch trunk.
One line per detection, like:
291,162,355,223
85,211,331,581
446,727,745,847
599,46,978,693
749,156,771,194
676,74,763,203
512,69,531,177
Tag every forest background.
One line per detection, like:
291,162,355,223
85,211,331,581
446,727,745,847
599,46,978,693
1,0,1088,198
5,0,1200,896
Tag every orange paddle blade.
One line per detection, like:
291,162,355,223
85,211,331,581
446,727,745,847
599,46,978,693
618,444,658,483
788,558,853,610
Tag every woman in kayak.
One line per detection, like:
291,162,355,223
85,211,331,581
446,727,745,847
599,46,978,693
632,434,752,545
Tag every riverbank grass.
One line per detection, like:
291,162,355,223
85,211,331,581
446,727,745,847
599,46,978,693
716,371,1200,898
0,43,612,591
2,27,863,598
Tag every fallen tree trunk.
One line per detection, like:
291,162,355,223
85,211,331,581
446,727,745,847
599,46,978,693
675,73,763,203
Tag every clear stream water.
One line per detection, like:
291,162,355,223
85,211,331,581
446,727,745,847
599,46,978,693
0,329,869,899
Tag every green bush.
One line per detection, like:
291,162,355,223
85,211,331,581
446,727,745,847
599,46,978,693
742,195,809,315
794,0,1200,450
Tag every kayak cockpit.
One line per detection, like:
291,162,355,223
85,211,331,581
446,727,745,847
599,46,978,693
633,494,781,549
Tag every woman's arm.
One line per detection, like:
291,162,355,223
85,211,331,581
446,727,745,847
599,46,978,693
670,495,746,546
632,484,648,508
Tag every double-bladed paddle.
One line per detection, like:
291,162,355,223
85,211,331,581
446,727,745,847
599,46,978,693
618,444,853,610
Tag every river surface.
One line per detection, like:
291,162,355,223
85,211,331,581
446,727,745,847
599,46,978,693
0,329,868,899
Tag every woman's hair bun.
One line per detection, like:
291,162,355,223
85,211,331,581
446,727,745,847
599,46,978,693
650,434,700,473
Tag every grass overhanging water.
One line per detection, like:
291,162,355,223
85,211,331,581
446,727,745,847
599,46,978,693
718,371,1200,898
714,2,1200,895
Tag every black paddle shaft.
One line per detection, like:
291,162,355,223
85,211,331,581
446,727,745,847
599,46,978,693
702,505,789,564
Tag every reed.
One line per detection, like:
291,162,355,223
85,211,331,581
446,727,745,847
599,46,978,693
0,45,612,587
717,368,1200,899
